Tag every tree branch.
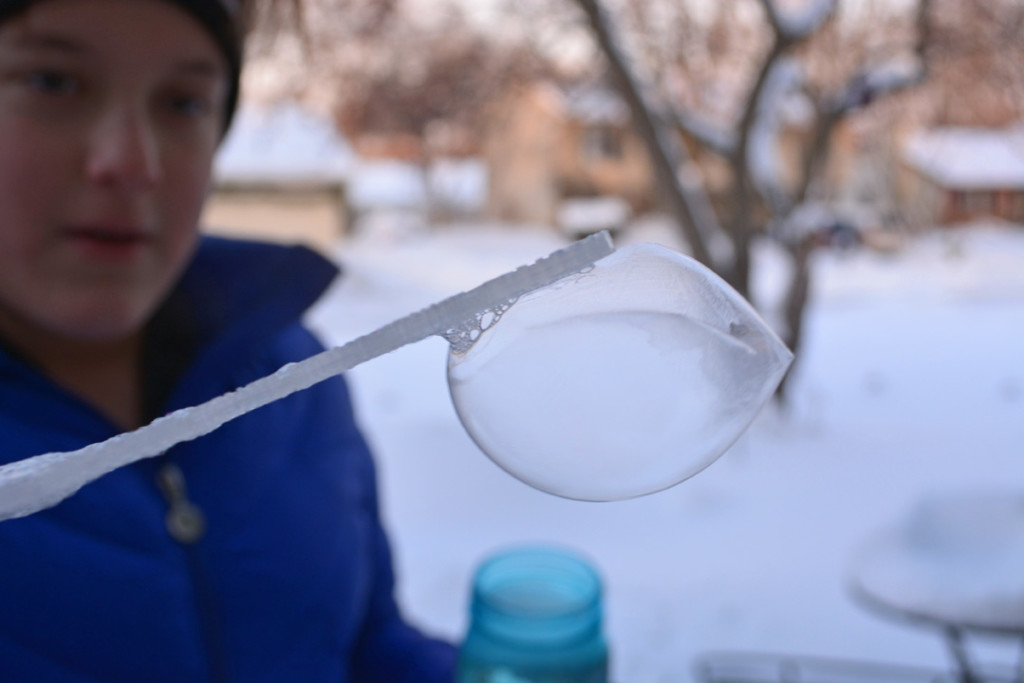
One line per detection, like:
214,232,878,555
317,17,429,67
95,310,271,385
723,0,837,295
794,0,933,207
724,33,786,294
774,0,836,40
671,110,736,157
572,0,719,270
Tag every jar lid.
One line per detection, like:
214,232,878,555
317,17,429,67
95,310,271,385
470,546,603,648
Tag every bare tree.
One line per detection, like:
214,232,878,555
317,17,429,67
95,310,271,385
573,0,721,268
241,0,405,107
569,0,934,402
247,0,1021,401
924,0,1024,126
245,0,553,145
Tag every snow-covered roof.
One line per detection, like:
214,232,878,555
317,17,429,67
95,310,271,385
346,161,428,211
902,126,1024,190
556,196,632,235
344,158,488,213
559,84,630,126
213,102,355,187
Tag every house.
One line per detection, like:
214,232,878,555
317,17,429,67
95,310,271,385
202,102,355,254
897,126,1024,226
481,79,862,232
482,82,656,227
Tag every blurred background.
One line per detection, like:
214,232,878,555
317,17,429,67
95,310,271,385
202,0,1024,680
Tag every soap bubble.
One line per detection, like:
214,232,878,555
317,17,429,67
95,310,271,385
447,243,793,501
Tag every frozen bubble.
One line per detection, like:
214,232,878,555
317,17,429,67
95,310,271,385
447,243,793,501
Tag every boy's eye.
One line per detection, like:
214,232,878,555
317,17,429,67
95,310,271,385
167,92,214,119
26,70,79,96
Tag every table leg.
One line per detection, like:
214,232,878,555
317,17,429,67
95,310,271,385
944,626,979,683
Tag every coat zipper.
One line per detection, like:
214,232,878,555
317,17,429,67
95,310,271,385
155,462,206,544
155,461,230,683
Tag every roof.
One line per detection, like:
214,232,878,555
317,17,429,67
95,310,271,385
902,126,1024,190
522,81,631,126
560,85,630,126
213,102,355,187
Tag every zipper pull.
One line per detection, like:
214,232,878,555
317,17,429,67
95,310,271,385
155,462,206,544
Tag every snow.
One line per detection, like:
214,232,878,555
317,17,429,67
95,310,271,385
774,200,837,243
347,161,429,212
850,490,1024,633
307,219,1024,681
347,158,489,217
748,58,805,208
561,84,631,126
428,158,489,215
862,56,923,94
674,111,736,156
774,0,836,38
556,196,632,236
903,127,1024,190
212,102,354,186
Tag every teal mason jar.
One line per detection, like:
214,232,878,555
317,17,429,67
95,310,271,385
457,546,609,683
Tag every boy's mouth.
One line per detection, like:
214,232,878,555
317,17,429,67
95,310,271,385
65,225,152,260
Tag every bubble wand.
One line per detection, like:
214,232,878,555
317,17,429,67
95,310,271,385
0,232,615,522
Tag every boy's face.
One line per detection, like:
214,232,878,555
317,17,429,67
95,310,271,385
0,0,229,344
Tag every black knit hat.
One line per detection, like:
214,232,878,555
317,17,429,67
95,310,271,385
0,0,244,130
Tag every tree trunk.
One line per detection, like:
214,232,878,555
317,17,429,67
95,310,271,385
776,236,814,404
573,0,719,271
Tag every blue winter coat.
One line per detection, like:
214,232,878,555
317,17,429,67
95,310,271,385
0,237,457,682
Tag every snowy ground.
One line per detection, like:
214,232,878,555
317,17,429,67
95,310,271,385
307,218,1024,682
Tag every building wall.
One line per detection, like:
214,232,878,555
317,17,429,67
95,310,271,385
557,120,655,211
483,87,562,225
894,160,944,228
201,188,348,255
943,188,1024,225
484,84,657,226
484,82,902,230
893,161,1024,228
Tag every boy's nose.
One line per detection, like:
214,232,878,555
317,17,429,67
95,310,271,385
86,107,162,191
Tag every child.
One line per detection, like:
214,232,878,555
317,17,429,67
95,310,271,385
0,1,456,680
